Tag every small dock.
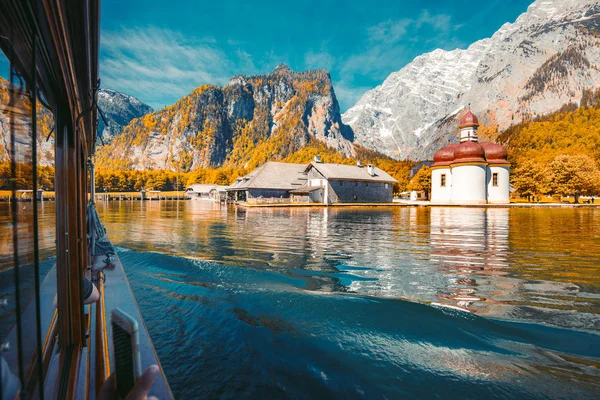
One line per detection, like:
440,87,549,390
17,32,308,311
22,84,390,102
94,193,189,202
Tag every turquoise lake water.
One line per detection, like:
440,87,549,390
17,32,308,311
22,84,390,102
1,201,599,398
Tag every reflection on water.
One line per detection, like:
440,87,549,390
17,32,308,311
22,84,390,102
2,200,599,398
0,201,56,270
0,201,55,341
2,201,599,331
91,200,599,331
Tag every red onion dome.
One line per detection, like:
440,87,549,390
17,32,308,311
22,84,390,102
459,110,479,128
433,143,459,166
453,141,485,163
480,142,508,163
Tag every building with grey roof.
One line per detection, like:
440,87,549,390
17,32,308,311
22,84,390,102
297,159,397,203
226,162,307,203
228,157,398,204
186,184,228,201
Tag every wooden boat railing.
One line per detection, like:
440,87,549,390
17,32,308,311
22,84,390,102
3,233,173,398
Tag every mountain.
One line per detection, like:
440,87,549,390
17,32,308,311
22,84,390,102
96,64,355,171
343,0,600,160
97,89,153,144
0,77,54,165
0,83,152,165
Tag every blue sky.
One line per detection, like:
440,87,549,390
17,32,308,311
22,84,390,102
2,0,533,111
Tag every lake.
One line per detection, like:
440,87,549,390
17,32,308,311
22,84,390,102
1,201,599,398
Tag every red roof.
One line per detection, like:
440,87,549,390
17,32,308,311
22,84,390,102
432,143,459,166
459,110,479,128
480,142,508,163
453,141,486,163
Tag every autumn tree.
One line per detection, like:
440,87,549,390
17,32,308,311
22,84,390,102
548,154,600,203
38,166,54,190
407,166,431,199
0,161,11,189
133,173,145,191
214,170,231,186
511,159,550,201
146,171,167,190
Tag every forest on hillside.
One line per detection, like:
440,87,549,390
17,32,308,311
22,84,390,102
498,88,600,201
3,83,600,200
1,141,414,194
405,88,600,201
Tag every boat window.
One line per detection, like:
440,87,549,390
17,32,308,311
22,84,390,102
0,44,54,398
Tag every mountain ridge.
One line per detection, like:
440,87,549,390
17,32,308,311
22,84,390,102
97,88,153,143
343,0,600,160
0,83,152,166
96,65,356,171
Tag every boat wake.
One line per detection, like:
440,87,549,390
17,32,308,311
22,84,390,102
120,249,600,399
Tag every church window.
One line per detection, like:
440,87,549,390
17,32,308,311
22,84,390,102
441,174,446,187
492,173,498,187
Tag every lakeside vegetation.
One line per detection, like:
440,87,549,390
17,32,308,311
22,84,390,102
0,142,414,194
3,88,600,201
405,88,600,202
499,88,600,202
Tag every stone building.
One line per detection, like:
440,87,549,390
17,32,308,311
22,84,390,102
291,159,397,203
431,110,510,204
228,157,397,204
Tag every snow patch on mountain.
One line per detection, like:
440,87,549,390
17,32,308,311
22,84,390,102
343,0,600,160
97,89,153,143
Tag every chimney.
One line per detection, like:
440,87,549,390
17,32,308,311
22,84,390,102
314,155,322,163
357,161,363,167
367,164,375,176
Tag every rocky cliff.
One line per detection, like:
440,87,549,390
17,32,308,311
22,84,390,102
343,0,600,160
0,83,152,165
0,77,54,165
97,89,153,143
96,64,355,171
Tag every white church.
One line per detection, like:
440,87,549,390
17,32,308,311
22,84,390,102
430,110,510,204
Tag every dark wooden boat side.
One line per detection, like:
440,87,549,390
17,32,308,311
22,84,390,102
0,1,174,398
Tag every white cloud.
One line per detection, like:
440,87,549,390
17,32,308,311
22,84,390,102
366,19,412,44
304,50,335,71
98,14,465,113
341,10,465,81
333,81,372,112
416,11,454,33
100,27,254,108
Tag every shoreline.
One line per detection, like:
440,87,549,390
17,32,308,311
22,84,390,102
2,197,597,208
238,201,600,208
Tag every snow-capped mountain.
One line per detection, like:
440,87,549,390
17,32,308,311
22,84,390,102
343,0,600,160
97,89,153,143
